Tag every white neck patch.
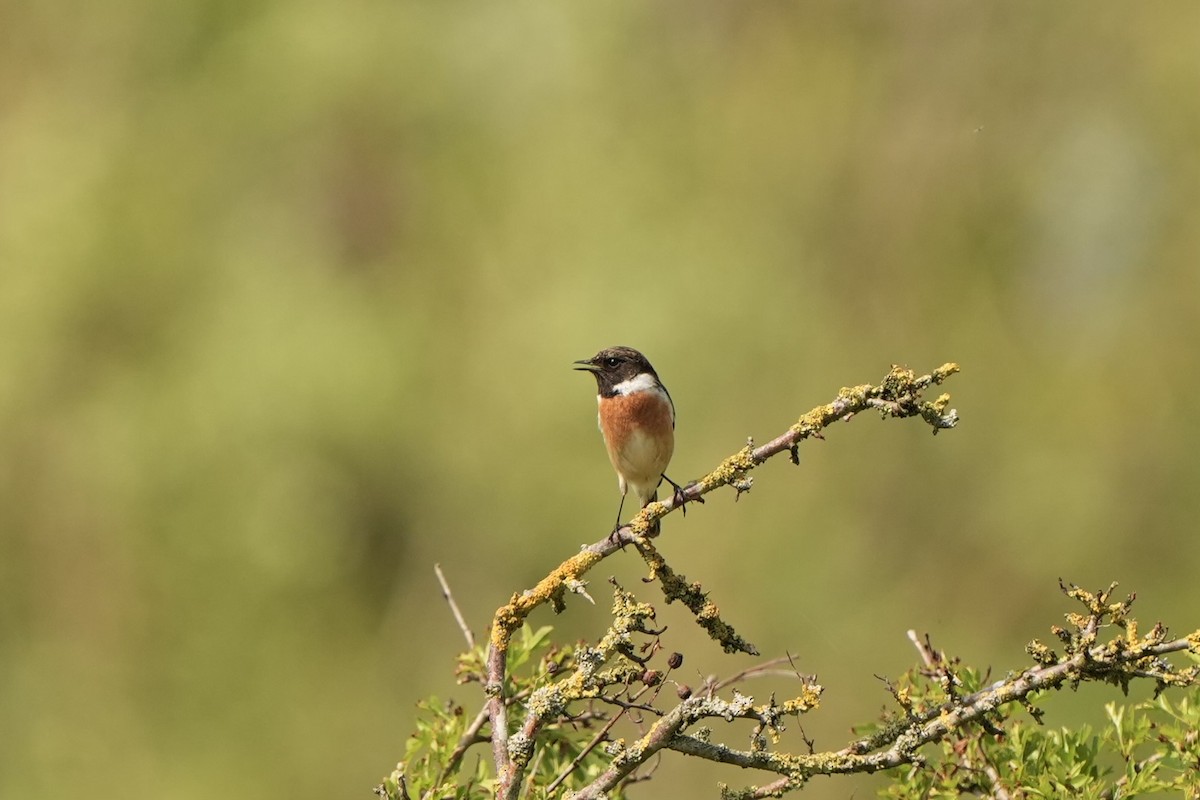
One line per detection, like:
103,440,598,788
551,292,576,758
611,372,660,396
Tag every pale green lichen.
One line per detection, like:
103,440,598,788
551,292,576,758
506,731,533,766
524,586,663,729
634,538,759,655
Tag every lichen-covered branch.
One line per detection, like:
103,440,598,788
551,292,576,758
496,584,822,800
661,583,1200,799
633,536,759,656
622,362,961,541
380,577,1200,800
484,364,960,797
378,355,1200,798
566,580,1200,798
567,678,823,800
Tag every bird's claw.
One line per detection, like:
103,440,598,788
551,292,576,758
664,477,704,516
608,525,628,549
672,484,688,511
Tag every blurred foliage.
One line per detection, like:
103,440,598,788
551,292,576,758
2,2,1200,799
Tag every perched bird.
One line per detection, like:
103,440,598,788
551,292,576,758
574,346,689,533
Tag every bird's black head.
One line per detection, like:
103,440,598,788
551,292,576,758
573,346,659,397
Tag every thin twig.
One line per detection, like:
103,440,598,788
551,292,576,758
704,654,810,696
907,629,936,668
434,563,475,649
980,755,1013,800
545,701,632,795
618,751,663,790
520,746,547,800
595,695,663,716
423,704,492,800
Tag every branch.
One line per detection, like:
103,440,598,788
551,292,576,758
625,362,961,540
382,576,1200,799
572,686,823,799
904,629,1012,800
434,563,475,650
662,584,1200,798
485,364,961,798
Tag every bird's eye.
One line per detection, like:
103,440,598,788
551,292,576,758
605,357,620,368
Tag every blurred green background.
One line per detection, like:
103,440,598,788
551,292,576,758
3,3,1199,798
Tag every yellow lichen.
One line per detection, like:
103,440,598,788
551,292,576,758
490,549,603,649
932,362,961,382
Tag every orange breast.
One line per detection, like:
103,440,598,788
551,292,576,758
597,391,675,503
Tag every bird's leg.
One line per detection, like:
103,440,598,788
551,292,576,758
607,493,628,545
661,474,703,515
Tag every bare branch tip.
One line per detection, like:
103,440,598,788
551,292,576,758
434,563,476,650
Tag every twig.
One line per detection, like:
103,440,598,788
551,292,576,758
434,563,475,650
423,705,491,800
595,695,663,716
907,629,937,668
907,629,1009,798
704,654,811,696
980,755,1013,800
632,363,961,537
520,746,546,800
618,751,663,789
546,690,644,795
572,686,822,799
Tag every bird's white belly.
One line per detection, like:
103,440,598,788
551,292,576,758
615,427,670,503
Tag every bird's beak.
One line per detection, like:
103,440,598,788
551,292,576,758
573,359,600,373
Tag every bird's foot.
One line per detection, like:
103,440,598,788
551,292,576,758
662,475,704,516
607,524,629,548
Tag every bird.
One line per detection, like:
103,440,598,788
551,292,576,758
573,346,691,534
